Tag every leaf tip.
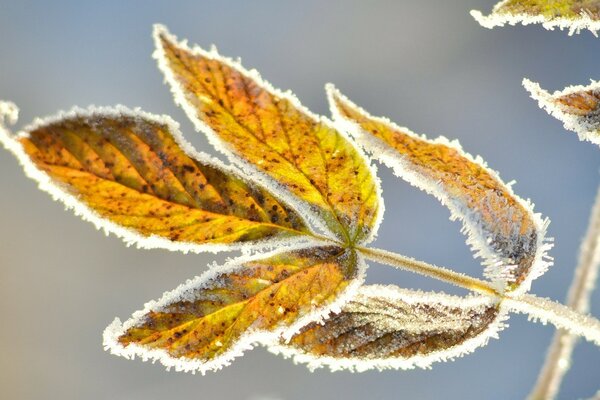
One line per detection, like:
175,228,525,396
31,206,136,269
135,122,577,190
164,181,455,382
470,9,495,29
152,23,172,45
102,317,129,355
0,101,20,152
0,101,19,127
522,78,547,100
324,82,338,97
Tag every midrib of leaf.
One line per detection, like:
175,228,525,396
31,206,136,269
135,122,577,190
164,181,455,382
28,119,324,244
101,181,320,240
129,257,350,359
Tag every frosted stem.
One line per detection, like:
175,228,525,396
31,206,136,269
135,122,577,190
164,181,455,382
527,186,600,400
358,246,500,297
359,246,600,348
505,294,600,347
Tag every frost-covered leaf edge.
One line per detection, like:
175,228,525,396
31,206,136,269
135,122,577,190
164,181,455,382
470,1,600,36
523,78,600,147
102,243,368,374
151,24,385,245
268,284,509,372
326,85,553,294
0,101,323,255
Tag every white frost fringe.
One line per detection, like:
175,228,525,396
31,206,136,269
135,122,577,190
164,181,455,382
269,285,509,372
505,294,600,347
523,78,600,147
103,246,368,374
471,2,600,36
326,85,553,294
528,186,600,400
151,24,385,245
0,101,323,256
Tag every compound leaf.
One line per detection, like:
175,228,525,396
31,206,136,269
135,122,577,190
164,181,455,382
327,85,552,292
271,284,505,372
524,78,600,147
0,106,314,253
153,25,382,245
471,0,600,35
104,246,365,373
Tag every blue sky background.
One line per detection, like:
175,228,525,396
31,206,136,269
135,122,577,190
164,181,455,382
1,1,599,399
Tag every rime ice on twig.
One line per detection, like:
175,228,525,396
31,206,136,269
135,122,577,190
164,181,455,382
270,285,507,372
471,0,600,36
528,186,600,400
505,294,600,346
524,78,600,146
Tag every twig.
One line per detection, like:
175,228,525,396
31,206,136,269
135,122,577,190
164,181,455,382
527,186,600,400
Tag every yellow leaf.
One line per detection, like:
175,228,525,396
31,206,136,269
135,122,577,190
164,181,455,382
104,246,365,373
471,0,600,35
153,25,382,245
5,106,314,252
327,86,551,291
272,284,505,372
524,78,600,147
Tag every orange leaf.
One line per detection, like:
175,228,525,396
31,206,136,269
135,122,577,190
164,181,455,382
272,284,505,372
153,25,382,245
104,246,365,373
327,86,551,291
3,106,314,252
524,78,600,147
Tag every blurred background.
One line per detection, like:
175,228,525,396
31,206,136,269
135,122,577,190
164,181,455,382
1,1,599,399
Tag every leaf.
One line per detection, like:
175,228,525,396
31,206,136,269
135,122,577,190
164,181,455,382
153,25,382,245
327,85,552,292
524,78,600,147
103,246,365,373
471,0,600,36
270,285,506,372
0,105,315,253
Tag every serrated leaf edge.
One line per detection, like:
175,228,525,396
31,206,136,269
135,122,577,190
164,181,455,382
268,284,509,372
326,85,553,293
470,2,600,36
0,103,323,255
151,24,385,245
102,244,367,374
523,78,600,147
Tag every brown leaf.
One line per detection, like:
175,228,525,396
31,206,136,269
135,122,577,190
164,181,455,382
271,285,505,372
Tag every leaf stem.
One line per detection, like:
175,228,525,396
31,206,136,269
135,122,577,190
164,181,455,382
357,245,501,297
358,245,600,348
505,294,600,347
527,186,600,400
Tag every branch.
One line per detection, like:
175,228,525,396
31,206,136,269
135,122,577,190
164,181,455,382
504,293,600,347
527,186,600,400
357,246,500,297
